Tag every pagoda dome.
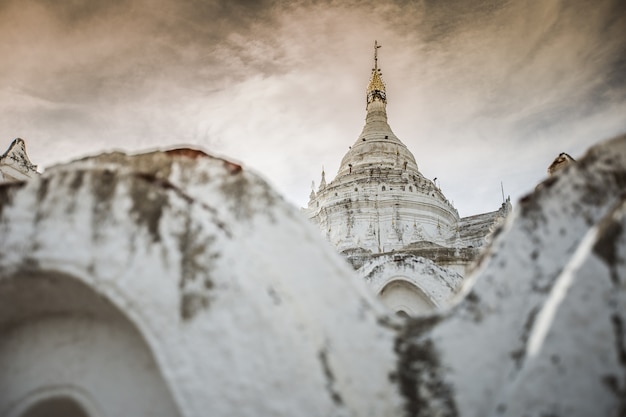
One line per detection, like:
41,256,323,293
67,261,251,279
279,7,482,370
306,41,460,256
336,44,420,179
337,101,420,178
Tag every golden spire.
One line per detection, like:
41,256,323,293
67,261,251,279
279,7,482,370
367,40,386,105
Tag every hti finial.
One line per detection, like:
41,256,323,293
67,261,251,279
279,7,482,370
367,40,386,105
374,40,382,70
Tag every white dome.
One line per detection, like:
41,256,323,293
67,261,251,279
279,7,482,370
337,99,420,178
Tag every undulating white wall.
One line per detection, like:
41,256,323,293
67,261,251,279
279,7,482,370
0,148,402,417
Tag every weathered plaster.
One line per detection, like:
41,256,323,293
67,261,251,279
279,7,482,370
395,134,626,417
0,148,402,417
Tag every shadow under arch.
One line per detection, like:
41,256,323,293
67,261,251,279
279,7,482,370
0,271,182,417
5,386,100,417
378,278,437,316
20,396,88,417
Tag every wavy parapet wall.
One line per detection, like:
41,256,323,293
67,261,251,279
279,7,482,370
0,134,623,415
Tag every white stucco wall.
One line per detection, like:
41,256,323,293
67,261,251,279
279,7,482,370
0,148,402,417
2,134,623,416
393,134,626,416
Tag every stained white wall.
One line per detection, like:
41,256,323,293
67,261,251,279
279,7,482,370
0,149,402,417
0,274,181,417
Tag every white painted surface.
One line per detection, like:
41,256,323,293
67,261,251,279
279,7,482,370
304,63,509,318
394,134,626,416
0,149,402,417
1,133,622,416
305,66,507,257
359,254,463,315
499,201,626,417
305,93,461,253
1,316,180,417
0,272,180,417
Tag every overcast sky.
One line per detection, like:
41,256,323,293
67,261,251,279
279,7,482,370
1,0,625,216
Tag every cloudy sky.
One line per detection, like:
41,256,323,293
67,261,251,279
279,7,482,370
1,0,625,216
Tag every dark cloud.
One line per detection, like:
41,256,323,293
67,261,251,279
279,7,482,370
28,0,129,25
0,0,290,107
421,0,626,139
0,0,624,215
417,0,511,43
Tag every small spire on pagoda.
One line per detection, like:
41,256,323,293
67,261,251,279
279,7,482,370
318,167,327,190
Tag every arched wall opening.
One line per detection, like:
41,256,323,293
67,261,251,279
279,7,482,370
378,279,436,316
0,272,181,417
18,395,89,417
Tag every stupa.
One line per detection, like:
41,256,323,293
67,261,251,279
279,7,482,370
305,42,511,314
